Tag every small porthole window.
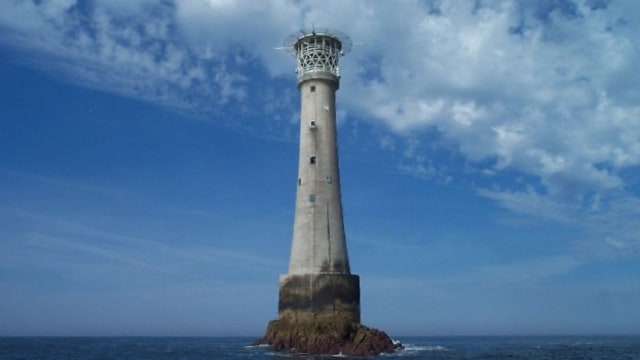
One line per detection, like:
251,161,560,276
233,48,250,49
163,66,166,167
310,156,316,164
310,85,316,92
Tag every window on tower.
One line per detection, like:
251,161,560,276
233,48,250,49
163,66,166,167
310,156,316,164
310,85,316,92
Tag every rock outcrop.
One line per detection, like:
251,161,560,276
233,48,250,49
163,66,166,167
254,313,402,356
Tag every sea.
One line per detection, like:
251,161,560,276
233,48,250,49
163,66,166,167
1,336,639,359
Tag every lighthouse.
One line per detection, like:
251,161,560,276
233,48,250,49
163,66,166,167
255,29,397,355
279,30,360,322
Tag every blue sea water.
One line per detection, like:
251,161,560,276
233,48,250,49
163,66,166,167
0,336,639,359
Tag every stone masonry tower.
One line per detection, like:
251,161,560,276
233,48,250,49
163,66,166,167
278,29,360,322
255,30,397,355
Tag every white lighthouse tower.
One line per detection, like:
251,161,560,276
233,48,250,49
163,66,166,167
278,29,360,322
254,29,397,356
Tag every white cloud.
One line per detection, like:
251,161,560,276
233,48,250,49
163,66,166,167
1,0,639,253
174,0,305,76
328,1,639,254
478,186,581,227
340,1,639,170
0,0,251,117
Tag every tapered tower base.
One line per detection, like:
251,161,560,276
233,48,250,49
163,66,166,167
278,273,360,322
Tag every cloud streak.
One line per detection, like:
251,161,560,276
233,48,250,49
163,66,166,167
0,204,282,282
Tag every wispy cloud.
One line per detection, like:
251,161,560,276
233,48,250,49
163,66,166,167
0,168,125,195
0,204,282,280
478,187,640,257
365,254,584,297
26,233,164,271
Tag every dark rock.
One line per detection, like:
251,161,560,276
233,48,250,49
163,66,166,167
253,313,402,356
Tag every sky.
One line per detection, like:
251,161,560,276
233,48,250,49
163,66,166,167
1,0,639,337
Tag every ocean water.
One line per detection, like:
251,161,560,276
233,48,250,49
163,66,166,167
0,336,639,359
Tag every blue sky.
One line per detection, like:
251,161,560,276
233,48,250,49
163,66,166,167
1,0,639,336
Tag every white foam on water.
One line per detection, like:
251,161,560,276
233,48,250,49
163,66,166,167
400,344,449,352
265,351,293,357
